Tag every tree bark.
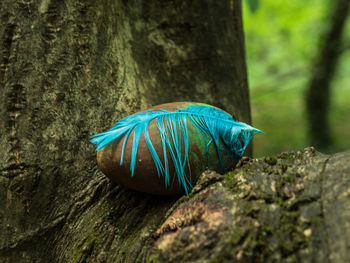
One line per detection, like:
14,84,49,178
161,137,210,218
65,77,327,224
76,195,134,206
142,147,350,263
0,0,250,262
306,0,350,151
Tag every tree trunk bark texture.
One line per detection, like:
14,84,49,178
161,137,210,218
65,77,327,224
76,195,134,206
0,0,250,262
143,147,350,263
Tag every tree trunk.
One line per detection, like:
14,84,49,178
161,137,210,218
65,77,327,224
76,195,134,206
142,147,350,263
0,0,250,262
306,0,350,151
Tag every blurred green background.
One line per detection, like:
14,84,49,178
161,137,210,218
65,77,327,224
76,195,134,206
242,0,350,157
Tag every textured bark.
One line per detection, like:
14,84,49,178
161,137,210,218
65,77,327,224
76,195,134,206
142,147,350,263
306,0,350,150
0,0,250,262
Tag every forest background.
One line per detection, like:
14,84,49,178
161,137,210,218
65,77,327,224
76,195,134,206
244,0,350,157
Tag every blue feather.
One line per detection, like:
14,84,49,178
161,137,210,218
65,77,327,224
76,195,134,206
90,103,262,194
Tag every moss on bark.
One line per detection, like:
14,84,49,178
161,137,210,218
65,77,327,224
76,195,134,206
0,0,250,262
141,147,350,263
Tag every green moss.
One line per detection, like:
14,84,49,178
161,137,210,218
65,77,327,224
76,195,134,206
145,251,162,263
135,254,143,263
264,167,273,174
225,169,246,179
101,201,107,209
284,174,296,183
279,164,288,173
114,227,120,239
278,153,294,160
278,197,285,207
135,245,148,263
264,156,277,165
262,225,272,234
224,169,245,191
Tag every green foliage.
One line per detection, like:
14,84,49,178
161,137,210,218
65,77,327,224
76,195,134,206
243,0,350,157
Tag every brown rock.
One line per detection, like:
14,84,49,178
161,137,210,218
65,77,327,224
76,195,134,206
96,102,237,195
